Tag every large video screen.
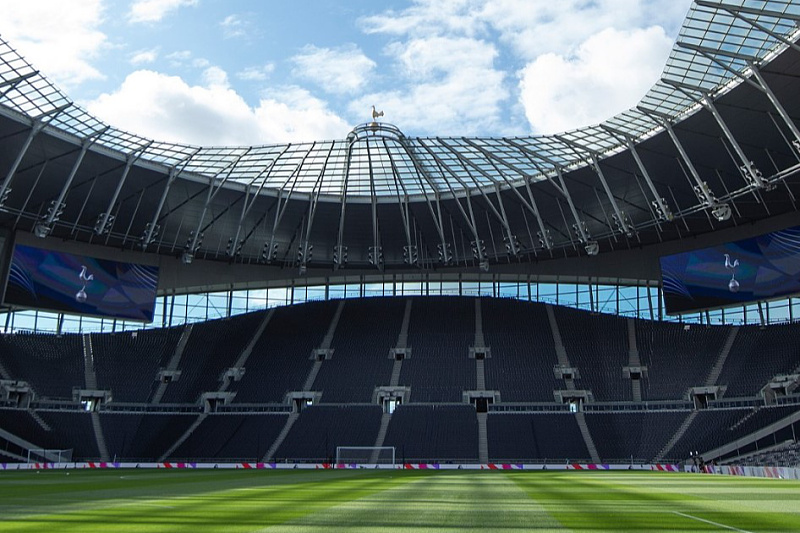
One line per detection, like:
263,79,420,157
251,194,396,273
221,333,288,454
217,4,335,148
4,244,159,322
660,225,800,314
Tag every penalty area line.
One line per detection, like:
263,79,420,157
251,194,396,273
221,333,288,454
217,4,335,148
672,511,753,533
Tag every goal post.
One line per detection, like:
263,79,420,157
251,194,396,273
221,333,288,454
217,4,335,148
335,446,395,466
27,448,73,464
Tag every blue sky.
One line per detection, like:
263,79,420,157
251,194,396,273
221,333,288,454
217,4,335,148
2,0,693,145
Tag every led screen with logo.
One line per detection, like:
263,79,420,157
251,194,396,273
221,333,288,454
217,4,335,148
3,244,159,322
660,226,800,314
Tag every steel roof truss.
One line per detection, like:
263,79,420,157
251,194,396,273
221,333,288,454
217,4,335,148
556,135,634,237
95,140,153,236
266,144,316,264
601,125,674,222
748,63,800,151
384,140,416,265
417,141,486,263
185,150,250,258
398,139,450,263
435,140,518,254
366,139,383,270
639,108,719,208
662,78,770,190
510,143,594,250
141,148,200,248
719,7,800,55
693,1,800,23
37,126,109,234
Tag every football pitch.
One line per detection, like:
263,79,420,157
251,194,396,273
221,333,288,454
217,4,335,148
0,469,799,532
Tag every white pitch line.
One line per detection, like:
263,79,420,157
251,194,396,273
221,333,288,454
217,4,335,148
672,511,753,533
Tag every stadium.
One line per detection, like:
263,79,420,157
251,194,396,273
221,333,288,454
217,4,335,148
0,0,800,531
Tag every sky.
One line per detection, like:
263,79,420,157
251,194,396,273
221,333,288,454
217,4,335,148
0,0,694,146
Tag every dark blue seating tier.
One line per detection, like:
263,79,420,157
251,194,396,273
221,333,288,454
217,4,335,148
636,321,730,400
584,412,687,462
669,405,800,461
38,411,99,459
487,413,590,462
315,298,404,403
161,312,265,403
717,325,800,397
0,409,59,450
171,414,287,460
555,306,631,401
231,300,337,403
274,405,383,461
93,328,183,402
99,413,198,460
400,297,476,402
482,298,560,402
384,404,478,462
0,333,84,399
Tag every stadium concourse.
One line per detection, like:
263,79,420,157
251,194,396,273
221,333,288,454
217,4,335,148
0,0,799,481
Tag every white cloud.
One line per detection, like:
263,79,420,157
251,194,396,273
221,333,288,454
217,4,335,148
221,14,248,39
164,50,210,69
519,26,674,134
130,48,159,65
291,44,376,95
128,0,198,24
360,0,485,38
237,64,275,82
86,69,350,145
360,0,692,134
0,0,106,88
350,36,508,135
479,0,690,60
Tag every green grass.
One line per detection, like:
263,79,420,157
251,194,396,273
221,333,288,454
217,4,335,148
0,469,799,532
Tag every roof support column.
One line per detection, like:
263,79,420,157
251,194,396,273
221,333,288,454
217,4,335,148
34,126,108,238
602,126,673,222
640,108,730,220
0,103,71,208
183,152,248,264
95,141,152,236
747,63,800,152
417,140,486,268
366,140,383,270
141,149,200,249
398,138,451,264
297,144,333,273
702,94,770,189
557,136,634,237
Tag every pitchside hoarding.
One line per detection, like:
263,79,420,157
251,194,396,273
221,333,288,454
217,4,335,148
660,225,800,315
3,244,159,322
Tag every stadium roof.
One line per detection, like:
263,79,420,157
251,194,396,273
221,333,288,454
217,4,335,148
1,0,800,274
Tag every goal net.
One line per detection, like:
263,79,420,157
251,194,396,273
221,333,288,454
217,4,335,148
27,448,73,464
335,446,396,466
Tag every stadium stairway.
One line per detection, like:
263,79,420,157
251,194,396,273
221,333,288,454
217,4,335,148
303,300,345,392
389,299,413,387
627,320,642,401
706,327,739,386
546,305,574,389
159,413,209,461
218,309,275,392
263,412,299,461
370,412,392,463
477,412,489,463
82,334,110,461
26,410,51,432
575,412,601,463
152,324,193,403
654,411,698,462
